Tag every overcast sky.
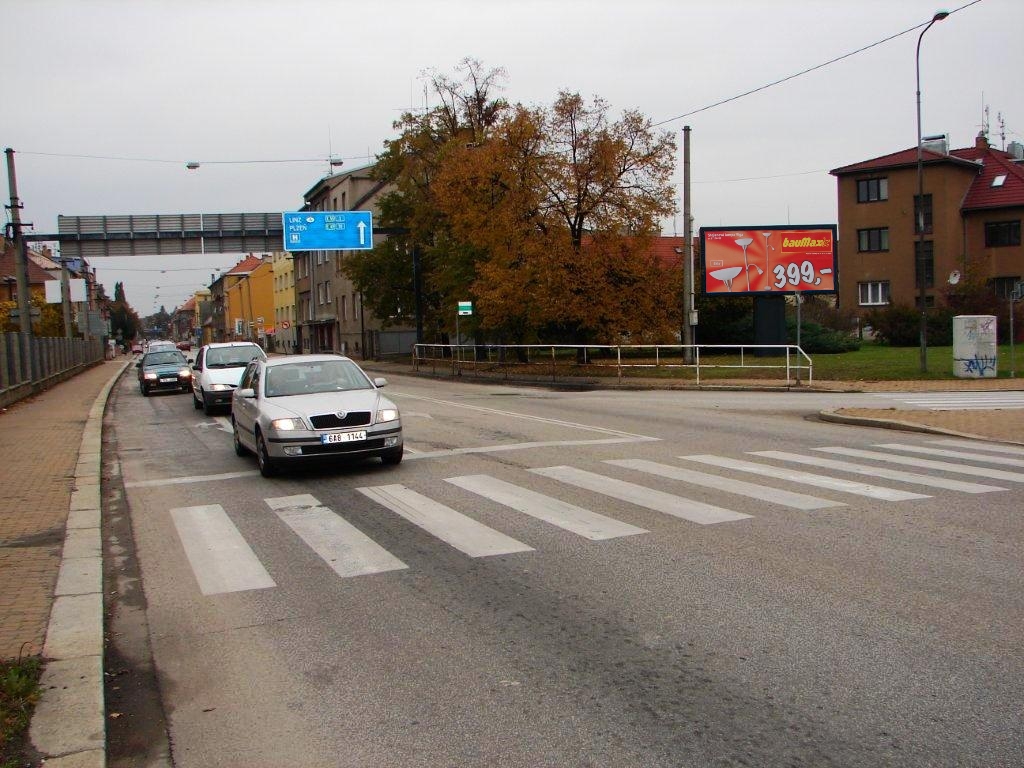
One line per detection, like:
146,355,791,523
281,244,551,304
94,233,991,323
3,0,1020,316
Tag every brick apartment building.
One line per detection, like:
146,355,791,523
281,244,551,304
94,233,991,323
830,133,1024,319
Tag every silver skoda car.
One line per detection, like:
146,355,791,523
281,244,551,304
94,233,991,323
231,354,403,476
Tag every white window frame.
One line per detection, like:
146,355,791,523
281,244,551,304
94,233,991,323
858,281,890,306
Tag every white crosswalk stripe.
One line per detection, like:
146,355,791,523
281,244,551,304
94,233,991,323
445,474,648,540
750,451,1006,494
357,484,534,557
530,465,751,524
170,504,276,595
605,459,844,510
265,494,407,578
817,447,1024,483
929,438,1024,456
679,455,930,502
866,392,1024,410
873,443,1024,468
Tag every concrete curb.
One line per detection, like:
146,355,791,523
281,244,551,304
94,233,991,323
29,362,130,768
819,409,1024,445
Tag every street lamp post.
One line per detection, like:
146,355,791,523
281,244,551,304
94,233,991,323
915,9,949,373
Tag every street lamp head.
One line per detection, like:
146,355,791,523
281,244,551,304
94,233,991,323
933,10,950,21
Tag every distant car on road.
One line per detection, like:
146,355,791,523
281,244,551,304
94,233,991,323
136,349,193,396
191,341,267,415
231,354,403,476
131,342,144,355
176,340,192,351
147,340,177,353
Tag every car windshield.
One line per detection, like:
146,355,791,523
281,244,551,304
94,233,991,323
264,360,372,397
206,346,264,368
144,351,186,366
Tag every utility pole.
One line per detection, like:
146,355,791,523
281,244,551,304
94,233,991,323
682,126,695,364
60,256,73,338
5,148,35,379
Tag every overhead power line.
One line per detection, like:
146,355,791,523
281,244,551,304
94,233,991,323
653,0,984,128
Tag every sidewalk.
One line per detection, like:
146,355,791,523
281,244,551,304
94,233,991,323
0,359,129,768
1,360,1021,767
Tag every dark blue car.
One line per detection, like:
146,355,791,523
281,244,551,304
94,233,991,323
136,350,193,396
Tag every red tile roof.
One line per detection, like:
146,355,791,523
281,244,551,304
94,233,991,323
830,134,1024,212
0,244,58,286
225,254,264,276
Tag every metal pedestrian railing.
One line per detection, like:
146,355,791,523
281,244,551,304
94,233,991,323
0,333,105,407
412,343,813,385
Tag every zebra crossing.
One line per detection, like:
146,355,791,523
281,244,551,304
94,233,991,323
167,437,1022,595
866,391,1024,410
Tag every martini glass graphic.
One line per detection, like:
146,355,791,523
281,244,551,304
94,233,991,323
734,237,754,289
761,232,774,287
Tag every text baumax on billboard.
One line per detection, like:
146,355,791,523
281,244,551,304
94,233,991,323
699,225,838,296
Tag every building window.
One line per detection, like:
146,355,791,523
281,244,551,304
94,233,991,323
990,276,1022,299
857,177,888,203
351,293,357,320
985,220,1021,247
857,228,889,252
913,194,933,234
858,281,890,306
340,295,347,319
317,282,324,305
325,280,332,304
914,241,934,289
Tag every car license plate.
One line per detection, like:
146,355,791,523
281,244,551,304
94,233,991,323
321,431,366,444
160,377,177,383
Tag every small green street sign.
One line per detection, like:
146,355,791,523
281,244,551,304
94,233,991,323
458,301,473,316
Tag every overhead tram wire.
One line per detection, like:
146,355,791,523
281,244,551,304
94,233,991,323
652,0,984,129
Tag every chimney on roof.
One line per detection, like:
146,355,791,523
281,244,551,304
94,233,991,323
921,133,949,155
975,132,990,150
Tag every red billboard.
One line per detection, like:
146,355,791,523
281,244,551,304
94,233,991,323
699,225,837,296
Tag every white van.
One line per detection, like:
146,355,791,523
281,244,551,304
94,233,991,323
191,341,266,415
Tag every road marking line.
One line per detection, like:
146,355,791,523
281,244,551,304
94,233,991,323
817,447,1024,483
357,484,534,558
679,455,929,502
126,471,259,488
169,504,276,595
751,451,1005,494
930,439,1024,456
530,466,751,525
214,416,233,434
403,437,653,460
873,443,1024,468
393,391,659,440
264,494,407,578
607,458,845,510
445,474,648,540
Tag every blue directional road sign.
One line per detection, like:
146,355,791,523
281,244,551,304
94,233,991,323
282,211,374,252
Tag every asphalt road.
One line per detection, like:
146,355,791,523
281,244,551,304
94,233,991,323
105,372,1024,767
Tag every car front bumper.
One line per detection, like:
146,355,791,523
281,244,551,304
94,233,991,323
266,425,402,460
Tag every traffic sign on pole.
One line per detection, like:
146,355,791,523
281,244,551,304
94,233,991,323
458,301,473,316
282,211,373,251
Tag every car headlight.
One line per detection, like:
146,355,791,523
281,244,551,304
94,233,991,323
270,418,305,431
179,369,192,377
377,408,399,423
209,383,233,391
144,372,158,380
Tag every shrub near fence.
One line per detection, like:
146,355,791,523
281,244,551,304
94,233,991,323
0,333,105,408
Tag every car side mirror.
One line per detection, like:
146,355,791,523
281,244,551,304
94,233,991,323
236,388,256,399
187,358,194,365
373,377,388,388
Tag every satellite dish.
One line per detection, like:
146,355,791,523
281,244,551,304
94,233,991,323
948,270,961,285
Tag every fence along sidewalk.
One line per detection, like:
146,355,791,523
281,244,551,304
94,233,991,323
1,332,105,408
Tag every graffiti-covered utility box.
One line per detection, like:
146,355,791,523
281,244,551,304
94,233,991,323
953,315,997,378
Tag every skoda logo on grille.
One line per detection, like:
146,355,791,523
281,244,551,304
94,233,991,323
335,411,348,420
